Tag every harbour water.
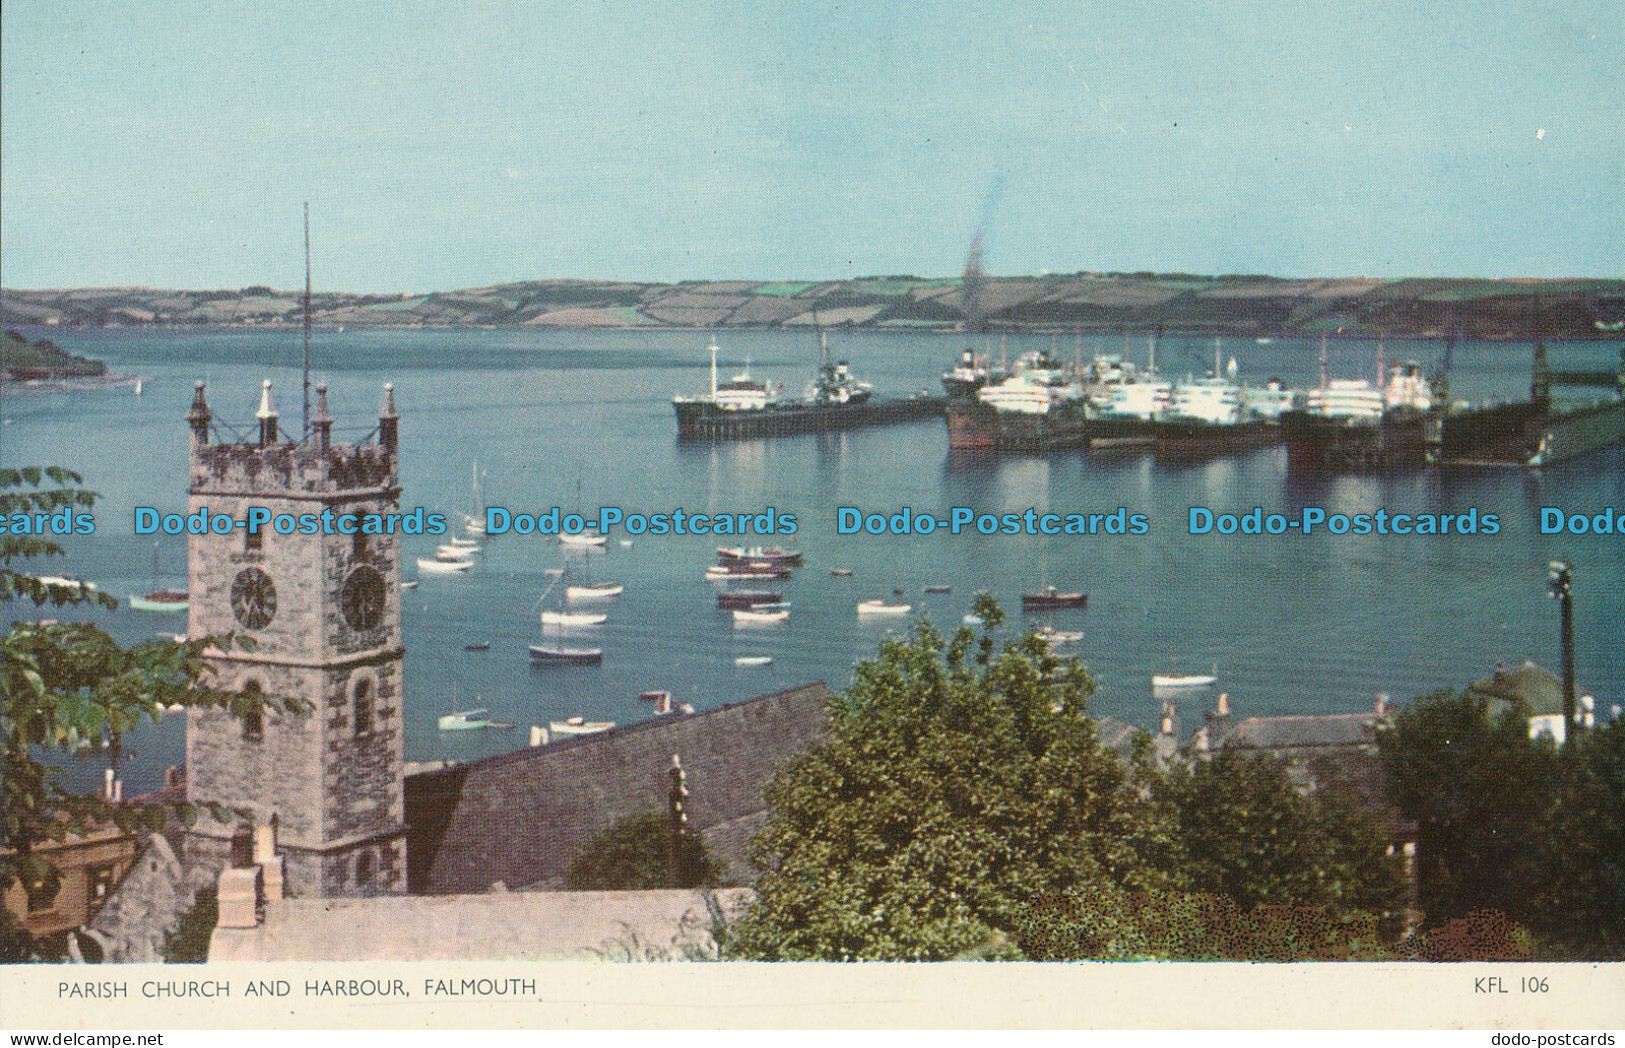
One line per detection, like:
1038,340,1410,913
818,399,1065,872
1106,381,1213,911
4,326,1622,794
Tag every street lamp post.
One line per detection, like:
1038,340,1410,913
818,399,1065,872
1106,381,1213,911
1548,560,1576,742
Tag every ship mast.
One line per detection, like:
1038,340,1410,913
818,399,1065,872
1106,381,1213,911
302,201,313,441
1376,338,1387,407
812,301,828,367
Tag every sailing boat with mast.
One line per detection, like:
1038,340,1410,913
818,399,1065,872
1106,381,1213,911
529,572,605,664
462,461,488,535
128,542,189,613
558,475,608,546
566,575,624,601
539,569,606,626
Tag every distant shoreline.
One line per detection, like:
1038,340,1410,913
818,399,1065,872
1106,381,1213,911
5,273,1623,342
3,323,1622,346
0,371,141,393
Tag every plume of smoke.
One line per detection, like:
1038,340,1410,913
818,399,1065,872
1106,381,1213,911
959,175,1005,334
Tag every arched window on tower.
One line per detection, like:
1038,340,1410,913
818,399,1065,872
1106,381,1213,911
353,676,374,737
352,531,368,561
241,681,264,742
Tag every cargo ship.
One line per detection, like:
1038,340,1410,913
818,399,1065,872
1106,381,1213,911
944,350,1090,451
1151,360,1291,460
1280,337,1444,470
674,337,943,439
941,346,1007,399
1441,342,1625,466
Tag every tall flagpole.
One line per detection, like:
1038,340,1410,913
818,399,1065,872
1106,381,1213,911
302,202,312,441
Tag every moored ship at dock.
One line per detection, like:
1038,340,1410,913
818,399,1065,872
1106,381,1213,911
1281,349,1443,470
674,337,943,439
944,350,1090,451
1441,342,1625,466
1077,354,1170,449
1151,349,1290,458
941,346,1007,399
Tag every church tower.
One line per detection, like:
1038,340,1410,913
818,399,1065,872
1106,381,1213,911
183,380,407,896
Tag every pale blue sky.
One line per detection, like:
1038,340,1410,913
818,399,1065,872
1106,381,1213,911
2,1,1620,291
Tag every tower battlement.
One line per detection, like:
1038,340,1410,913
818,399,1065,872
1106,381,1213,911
191,442,397,498
186,379,400,498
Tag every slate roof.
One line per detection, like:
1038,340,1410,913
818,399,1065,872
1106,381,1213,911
1219,713,1382,752
1212,710,1411,839
405,682,833,894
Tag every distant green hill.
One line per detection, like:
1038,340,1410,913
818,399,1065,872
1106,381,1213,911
2,328,106,379
3,274,1622,340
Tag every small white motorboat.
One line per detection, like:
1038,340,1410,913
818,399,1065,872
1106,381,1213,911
401,580,419,589
436,544,477,559
706,563,790,580
962,614,984,626
733,607,789,625
550,716,615,736
1036,627,1084,645
857,599,911,616
566,583,624,600
439,708,490,731
734,656,773,667
1153,672,1218,690
717,545,804,565
541,610,606,627
416,558,472,574
528,644,603,665
559,532,608,547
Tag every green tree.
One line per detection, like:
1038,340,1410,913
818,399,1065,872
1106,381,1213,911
1536,717,1625,959
565,811,727,890
0,467,297,961
729,604,1182,960
1380,689,1625,959
1380,690,1558,931
1163,749,1404,918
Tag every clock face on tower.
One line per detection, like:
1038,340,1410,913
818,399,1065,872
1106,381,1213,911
341,566,386,631
230,567,278,629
